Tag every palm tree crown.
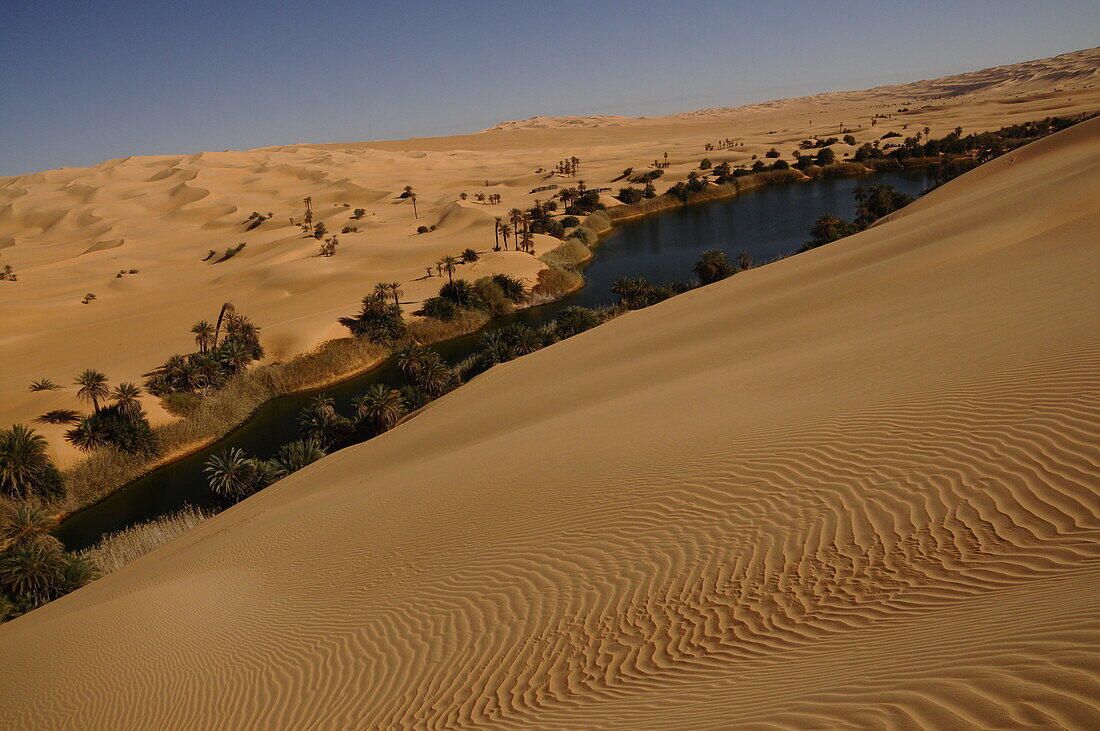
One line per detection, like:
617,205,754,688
75,369,109,412
191,320,215,353
112,382,144,420
353,385,405,432
0,425,64,501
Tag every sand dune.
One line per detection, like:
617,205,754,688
1,107,1098,727
2,48,1097,463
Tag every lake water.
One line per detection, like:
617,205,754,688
58,170,930,550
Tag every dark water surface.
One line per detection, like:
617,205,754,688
58,170,930,550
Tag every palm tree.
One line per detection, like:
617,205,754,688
74,369,109,413
212,302,236,348
693,249,736,285
352,385,405,433
204,448,261,499
112,382,143,420
409,192,418,218
0,425,64,501
218,340,252,374
737,251,754,270
268,439,327,478
388,282,404,307
439,255,459,284
559,187,576,211
417,356,456,398
298,394,352,449
498,222,512,251
809,214,850,247
0,504,60,551
509,209,524,249
191,320,215,354
395,344,430,382
493,216,503,250
0,543,66,604
373,282,392,302
173,359,206,393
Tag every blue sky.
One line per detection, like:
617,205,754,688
2,0,1097,176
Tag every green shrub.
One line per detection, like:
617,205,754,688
65,405,158,456
416,296,459,321
693,249,736,285
554,307,601,338
162,391,203,417
473,278,514,317
338,295,407,345
490,273,528,303
0,425,65,502
438,279,481,309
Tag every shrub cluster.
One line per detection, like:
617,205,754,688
145,305,264,398
0,504,99,622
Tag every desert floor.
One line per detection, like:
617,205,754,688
1,70,1098,728
2,47,1098,465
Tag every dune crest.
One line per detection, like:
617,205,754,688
1,112,1098,727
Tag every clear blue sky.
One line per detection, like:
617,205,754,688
3,0,1097,176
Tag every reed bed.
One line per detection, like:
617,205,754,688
78,505,213,574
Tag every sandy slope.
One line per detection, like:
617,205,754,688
2,107,1099,728
1,47,1098,463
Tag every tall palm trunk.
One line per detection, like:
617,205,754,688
213,303,233,349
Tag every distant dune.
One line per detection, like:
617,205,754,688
1,47,1097,465
1,103,1098,729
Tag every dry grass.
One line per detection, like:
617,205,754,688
816,162,869,178
78,505,212,574
530,265,583,303
540,239,592,268
407,309,491,345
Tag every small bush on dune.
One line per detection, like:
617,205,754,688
33,410,81,425
28,379,61,392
